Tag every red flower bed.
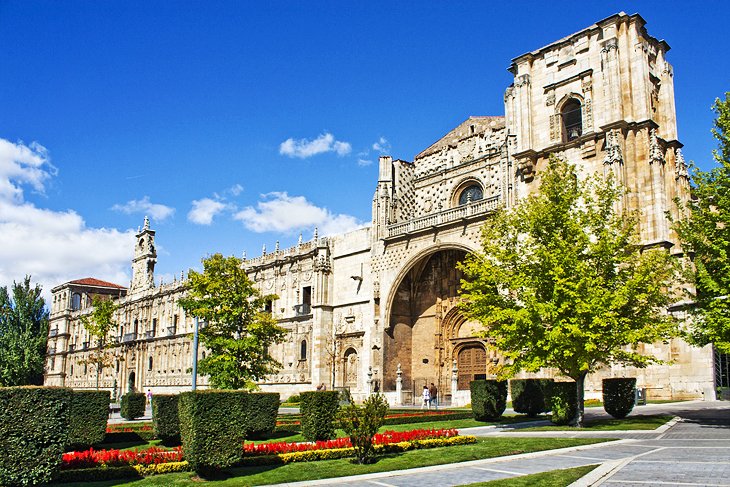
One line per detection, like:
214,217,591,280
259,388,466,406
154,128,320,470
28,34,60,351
244,428,457,456
63,428,458,469
62,446,183,469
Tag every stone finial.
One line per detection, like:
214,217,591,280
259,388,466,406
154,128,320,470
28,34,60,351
159,277,163,286
297,233,303,247
313,227,319,241
262,244,267,256
181,270,185,281
275,240,280,253
242,250,247,260
143,215,150,230
675,148,689,180
649,129,665,165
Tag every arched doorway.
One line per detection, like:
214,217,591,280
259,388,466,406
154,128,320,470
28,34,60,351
127,371,136,393
456,343,487,390
383,248,470,396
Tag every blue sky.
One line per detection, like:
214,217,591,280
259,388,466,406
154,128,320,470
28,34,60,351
1,1,728,298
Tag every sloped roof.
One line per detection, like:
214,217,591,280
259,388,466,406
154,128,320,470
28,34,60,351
69,278,126,289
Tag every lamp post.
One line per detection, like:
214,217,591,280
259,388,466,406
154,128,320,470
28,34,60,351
192,317,200,391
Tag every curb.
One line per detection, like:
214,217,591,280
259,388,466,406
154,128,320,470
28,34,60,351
268,438,635,487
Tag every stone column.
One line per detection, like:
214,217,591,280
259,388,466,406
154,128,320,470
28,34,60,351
451,360,458,401
395,363,402,406
367,366,373,395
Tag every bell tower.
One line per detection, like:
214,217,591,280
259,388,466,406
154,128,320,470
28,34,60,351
130,216,156,292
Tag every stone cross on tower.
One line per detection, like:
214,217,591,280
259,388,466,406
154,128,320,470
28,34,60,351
130,216,157,292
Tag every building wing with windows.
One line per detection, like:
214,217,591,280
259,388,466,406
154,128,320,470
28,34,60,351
44,12,718,404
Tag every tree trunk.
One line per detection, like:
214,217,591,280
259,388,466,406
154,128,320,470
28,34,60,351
570,372,587,427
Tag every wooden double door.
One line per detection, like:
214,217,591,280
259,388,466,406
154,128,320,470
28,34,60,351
457,344,487,390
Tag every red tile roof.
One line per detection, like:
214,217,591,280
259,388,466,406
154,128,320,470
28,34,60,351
69,278,126,289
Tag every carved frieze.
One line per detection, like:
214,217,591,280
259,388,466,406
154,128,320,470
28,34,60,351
649,129,666,165
604,130,623,166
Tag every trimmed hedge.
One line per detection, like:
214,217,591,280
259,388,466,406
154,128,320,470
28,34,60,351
510,379,553,417
550,381,578,425
120,392,146,420
247,393,280,439
0,386,72,486
383,411,474,426
179,390,249,474
300,391,340,441
470,380,507,421
68,390,110,449
603,378,636,419
152,394,180,445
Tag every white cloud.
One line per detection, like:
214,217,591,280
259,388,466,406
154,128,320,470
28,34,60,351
372,137,391,154
357,158,374,166
188,198,227,225
233,192,364,236
0,139,56,202
111,196,175,221
0,138,134,302
279,133,352,159
228,184,244,196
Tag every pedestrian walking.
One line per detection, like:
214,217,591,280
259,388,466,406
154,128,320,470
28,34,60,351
429,382,438,409
421,385,431,409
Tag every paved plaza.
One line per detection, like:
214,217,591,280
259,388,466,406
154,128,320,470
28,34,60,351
271,401,730,487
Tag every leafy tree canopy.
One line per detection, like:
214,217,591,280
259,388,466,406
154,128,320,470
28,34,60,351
0,276,49,386
179,253,286,390
460,156,679,425
79,295,119,389
674,93,730,352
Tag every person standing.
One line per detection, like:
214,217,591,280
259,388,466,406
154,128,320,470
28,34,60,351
429,382,438,410
421,385,431,410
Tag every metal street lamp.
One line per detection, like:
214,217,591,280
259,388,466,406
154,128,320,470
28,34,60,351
192,317,200,390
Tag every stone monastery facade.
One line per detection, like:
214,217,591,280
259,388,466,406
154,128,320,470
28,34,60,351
44,13,718,404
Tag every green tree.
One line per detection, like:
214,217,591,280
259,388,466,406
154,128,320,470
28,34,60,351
338,393,389,464
179,253,286,390
460,156,679,426
674,93,730,352
0,276,49,386
79,296,119,390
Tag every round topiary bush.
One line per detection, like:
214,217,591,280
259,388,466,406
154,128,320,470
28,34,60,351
470,380,507,421
602,377,636,419
510,379,553,417
549,381,577,425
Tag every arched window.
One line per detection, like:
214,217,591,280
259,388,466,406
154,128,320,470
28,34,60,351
458,185,483,205
148,356,153,371
561,99,583,141
300,340,308,361
71,293,82,311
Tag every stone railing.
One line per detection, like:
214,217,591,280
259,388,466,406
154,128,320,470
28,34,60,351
386,196,500,238
244,238,327,267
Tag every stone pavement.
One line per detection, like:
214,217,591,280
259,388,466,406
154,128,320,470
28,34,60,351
271,400,730,487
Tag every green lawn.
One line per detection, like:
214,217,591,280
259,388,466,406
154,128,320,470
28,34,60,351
464,464,598,486
54,438,611,486
516,414,673,431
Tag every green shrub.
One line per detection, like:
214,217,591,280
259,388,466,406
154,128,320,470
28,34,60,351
152,394,180,445
338,393,389,464
383,411,474,426
300,391,340,441
510,379,553,417
470,380,507,421
247,392,280,439
0,386,72,486
283,394,301,404
120,392,146,420
602,378,636,419
68,389,110,448
550,381,578,425
179,390,249,475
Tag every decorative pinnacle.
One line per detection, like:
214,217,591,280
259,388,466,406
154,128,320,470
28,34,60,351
143,215,150,230
262,244,267,256
313,227,319,241
298,233,303,247
275,240,280,253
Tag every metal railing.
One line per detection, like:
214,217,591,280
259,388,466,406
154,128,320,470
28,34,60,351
386,196,500,238
145,330,155,339
121,332,137,343
49,328,58,337
68,344,75,353
294,303,311,316
82,341,89,350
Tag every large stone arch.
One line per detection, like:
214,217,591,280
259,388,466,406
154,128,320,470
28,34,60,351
382,243,481,400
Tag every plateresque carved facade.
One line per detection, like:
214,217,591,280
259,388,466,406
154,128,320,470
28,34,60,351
44,13,718,403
